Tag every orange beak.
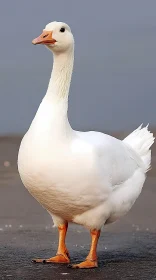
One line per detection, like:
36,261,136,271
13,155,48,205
32,30,56,45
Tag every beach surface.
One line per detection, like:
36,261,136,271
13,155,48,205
0,135,156,280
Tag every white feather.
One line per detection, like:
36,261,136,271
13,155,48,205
123,125,155,171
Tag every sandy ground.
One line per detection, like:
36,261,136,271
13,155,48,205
0,134,156,280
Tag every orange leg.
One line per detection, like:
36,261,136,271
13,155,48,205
68,229,100,269
32,223,70,264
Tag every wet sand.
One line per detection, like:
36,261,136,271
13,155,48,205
0,134,156,279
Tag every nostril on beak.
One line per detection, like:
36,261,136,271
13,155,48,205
43,34,48,38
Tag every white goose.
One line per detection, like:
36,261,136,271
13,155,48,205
18,21,154,269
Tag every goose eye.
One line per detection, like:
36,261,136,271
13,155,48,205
60,27,65,33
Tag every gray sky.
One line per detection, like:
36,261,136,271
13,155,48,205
1,0,156,135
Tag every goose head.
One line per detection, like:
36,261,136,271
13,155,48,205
32,21,74,53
